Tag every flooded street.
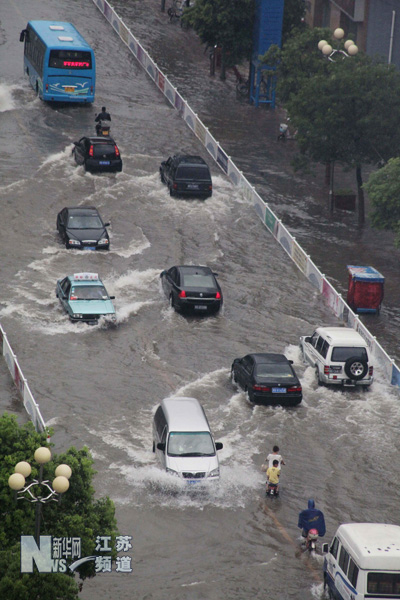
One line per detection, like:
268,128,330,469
1,1,400,599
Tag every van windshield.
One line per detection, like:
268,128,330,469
367,572,400,595
167,432,215,457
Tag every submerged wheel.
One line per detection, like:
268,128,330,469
230,368,237,384
169,294,175,309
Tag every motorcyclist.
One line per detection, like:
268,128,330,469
298,499,326,538
95,107,111,135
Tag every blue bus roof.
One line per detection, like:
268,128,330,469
28,21,92,50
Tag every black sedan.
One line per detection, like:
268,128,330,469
231,353,302,406
160,265,222,314
56,206,110,250
72,136,122,173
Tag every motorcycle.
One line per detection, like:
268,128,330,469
95,119,111,137
304,528,319,552
266,482,279,497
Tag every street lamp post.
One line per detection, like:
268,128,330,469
317,29,359,212
8,447,72,544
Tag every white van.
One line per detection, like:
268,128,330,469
323,523,400,599
152,396,223,484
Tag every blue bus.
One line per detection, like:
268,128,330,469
19,21,95,103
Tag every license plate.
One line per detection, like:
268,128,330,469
187,184,199,189
194,305,207,310
187,480,200,484
85,247,96,251
64,87,75,92
330,366,342,373
99,161,110,165
272,387,286,393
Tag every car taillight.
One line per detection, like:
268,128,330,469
90,86,93,93
114,145,120,157
369,366,373,376
253,385,271,392
173,183,178,190
288,386,302,392
178,290,186,298
209,185,212,191
89,145,94,157
215,291,221,299
324,366,330,375
45,83,48,91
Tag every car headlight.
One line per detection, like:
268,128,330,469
74,314,83,319
98,238,109,245
68,239,81,246
208,468,220,478
166,468,178,476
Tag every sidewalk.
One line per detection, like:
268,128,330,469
114,0,400,363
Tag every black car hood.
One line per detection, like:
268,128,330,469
66,227,107,242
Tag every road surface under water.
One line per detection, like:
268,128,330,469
1,1,399,599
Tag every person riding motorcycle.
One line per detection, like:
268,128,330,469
95,107,111,135
298,499,326,539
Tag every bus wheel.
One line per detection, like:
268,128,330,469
35,83,39,96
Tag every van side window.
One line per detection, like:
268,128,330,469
338,546,350,574
316,336,325,354
320,340,329,358
330,537,339,559
348,559,359,588
154,406,166,437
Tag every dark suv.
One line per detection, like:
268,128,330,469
72,136,122,173
159,155,212,198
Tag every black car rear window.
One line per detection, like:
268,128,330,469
93,144,116,157
181,273,215,288
331,347,368,362
255,364,296,380
175,166,211,181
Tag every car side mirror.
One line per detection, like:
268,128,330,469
104,222,110,227
289,360,293,364
73,141,79,146
157,442,166,452
109,296,115,300
20,29,28,42
213,272,219,276
305,336,311,343
160,270,166,277
215,442,223,451
322,543,328,554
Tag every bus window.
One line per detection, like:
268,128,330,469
49,50,92,69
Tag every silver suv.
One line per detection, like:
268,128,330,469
300,327,373,387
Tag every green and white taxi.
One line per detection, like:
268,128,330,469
55,272,116,324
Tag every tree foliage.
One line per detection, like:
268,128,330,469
281,0,306,45
183,0,255,72
0,413,118,599
364,157,400,245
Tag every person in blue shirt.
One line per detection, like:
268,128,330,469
298,499,326,537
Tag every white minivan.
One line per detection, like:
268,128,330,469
323,523,400,599
152,396,223,484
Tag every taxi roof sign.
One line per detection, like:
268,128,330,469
73,273,98,281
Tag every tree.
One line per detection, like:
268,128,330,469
262,27,400,223
183,0,255,79
0,413,118,599
281,0,306,45
364,157,400,246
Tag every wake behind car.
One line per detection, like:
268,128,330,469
160,265,222,314
300,326,373,387
56,272,116,324
159,155,212,198
231,353,302,406
56,206,110,250
72,136,122,173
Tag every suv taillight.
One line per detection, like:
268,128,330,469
178,290,186,298
369,366,373,376
324,366,330,375
114,145,120,157
215,291,221,299
89,145,94,157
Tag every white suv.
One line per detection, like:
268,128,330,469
300,327,374,387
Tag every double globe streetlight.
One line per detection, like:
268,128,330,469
8,447,72,543
318,28,358,61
